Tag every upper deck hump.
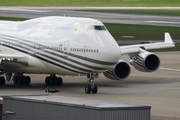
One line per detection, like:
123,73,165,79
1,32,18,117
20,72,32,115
0,20,20,31
17,16,103,30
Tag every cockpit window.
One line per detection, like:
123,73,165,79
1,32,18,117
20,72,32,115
87,25,93,30
94,26,107,30
87,25,107,30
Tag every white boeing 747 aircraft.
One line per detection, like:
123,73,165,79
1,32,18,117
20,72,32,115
0,16,175,94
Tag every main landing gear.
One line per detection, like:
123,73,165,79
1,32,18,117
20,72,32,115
0,72,31,85
85,73,98,94
13,74,31,85
45,74,63,86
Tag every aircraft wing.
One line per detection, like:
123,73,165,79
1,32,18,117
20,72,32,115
119,32,175,54
0,54,29,66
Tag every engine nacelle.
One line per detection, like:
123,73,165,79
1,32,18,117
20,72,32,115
130,52,160,72
103,60,131,80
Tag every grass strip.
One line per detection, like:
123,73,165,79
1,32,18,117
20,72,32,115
104,23,180,41
0,0,180,6
0,17,28,21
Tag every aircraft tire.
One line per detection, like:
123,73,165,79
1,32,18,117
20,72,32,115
17,77,21,85
13,76,18,85
45,77,50,85
85,84,91,94
92,84,98,94
25,76,31,85
49,78,55,85
0,76,5,85
17,77,23,85
56,77,63,86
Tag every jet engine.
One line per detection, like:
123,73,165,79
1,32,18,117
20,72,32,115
130,52,160,72
103,60,131,80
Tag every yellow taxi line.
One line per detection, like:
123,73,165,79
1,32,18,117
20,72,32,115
160,67,180,72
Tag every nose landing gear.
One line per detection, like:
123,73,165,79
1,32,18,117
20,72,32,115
85,73,98,94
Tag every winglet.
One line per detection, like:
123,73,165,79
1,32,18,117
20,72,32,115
165,32,173,43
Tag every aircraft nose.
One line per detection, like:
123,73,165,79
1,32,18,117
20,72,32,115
96,32,121,63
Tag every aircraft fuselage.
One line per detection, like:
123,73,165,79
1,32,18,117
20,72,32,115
0,16,121,75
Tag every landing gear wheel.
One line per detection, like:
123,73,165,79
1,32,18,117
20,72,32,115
49,77,55,85
45,76,50,85
85,84,91,94
56,77,63,86
92,84,98,94
13,75,31,85
25,76,31,85
85,73,98,94
17,76,23,85
13,76,18,85
0,76,5,85
45,75,63,86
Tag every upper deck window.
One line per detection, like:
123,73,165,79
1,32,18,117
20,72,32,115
94,26,106,30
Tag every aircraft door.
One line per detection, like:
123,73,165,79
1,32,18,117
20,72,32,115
63,41,69,57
